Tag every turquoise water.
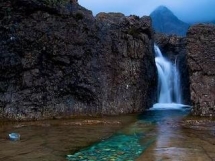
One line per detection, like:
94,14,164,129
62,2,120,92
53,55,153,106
67,108,190,161
67,134,154,161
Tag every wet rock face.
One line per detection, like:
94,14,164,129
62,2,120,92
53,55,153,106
187,24,215,116
95,13,157,115
0,0,157,120
154,33,191,105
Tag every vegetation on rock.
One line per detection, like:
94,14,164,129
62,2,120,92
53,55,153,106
43,0,69,6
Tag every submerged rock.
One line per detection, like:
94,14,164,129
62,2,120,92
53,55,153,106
0,0,157,120
8,133,20,141
187,24,215,116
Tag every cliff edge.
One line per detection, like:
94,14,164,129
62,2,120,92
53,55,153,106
0,0,157,120
187,24,215,116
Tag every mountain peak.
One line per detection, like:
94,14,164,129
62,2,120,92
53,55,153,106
151,6,175,18
155,5,170,12
150,6,189,36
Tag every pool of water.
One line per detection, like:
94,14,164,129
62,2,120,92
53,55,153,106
67,108,190,161
137,110,215,161
1,107,215,161
0,115,136,161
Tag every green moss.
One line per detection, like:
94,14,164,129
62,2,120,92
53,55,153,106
43,0,69,6
128,27,140,38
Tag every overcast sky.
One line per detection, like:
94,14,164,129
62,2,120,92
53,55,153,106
78,0,215,23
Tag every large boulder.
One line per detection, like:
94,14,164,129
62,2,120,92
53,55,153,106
0,0,157,120
187,24,215,116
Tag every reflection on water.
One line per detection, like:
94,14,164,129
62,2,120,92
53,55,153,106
1,108,215,161
138,108,190,123
67,109,190,160
137,109,215,161
0,115,136,161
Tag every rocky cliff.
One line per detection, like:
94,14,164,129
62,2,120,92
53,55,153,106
187,24,215,116
0,0,157,120
155,33,190,105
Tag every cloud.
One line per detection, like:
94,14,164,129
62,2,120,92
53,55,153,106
79,0,215,23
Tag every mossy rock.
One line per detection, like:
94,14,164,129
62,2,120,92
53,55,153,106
128,27,141,38
42,0,69,6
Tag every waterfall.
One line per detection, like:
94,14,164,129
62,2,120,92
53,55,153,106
173,56,182,103
153,44,184,109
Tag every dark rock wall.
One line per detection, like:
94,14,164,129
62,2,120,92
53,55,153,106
187,24,215,116
95,13,157,115
154,33,191,105
0,0,157,120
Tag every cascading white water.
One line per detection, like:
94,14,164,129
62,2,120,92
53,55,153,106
173,57,182,103
153,44,184,109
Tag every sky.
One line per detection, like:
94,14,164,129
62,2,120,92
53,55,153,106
78,0,215,23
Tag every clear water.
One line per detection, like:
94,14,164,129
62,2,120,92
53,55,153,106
67,122,155,160
1,110,215,161
67,134,154,161
67,108,190,161
0,116,136,161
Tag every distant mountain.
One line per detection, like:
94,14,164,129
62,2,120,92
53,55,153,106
150,6,190,36
210,20,215,24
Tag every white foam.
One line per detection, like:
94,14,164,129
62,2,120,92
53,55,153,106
150,103,191,110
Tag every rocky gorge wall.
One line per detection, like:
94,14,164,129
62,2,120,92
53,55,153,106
0,0,157,120
187,24,215,116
